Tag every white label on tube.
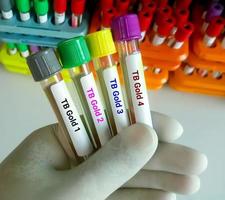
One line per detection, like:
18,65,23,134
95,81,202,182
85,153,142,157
103,66,130,133
125,53,153,127
55,12,65,24
20,12,30,21
2,10,13,19
38,14,48,23
50,80,93,156
80,73,111,145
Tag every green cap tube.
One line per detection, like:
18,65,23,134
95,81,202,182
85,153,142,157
16,0,30,13
34,0,49,16
57,36,91,69
16,43,28,52
7,42,16,49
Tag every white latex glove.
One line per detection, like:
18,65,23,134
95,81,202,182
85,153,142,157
0,112,207,200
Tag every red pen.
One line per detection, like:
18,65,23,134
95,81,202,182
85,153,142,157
71,0,86,28
152,16,175,46
153,5,173,32
116,0,130,15
168,22,194,49
171,7,189,34
54,0,67,24
138,10,153,41
101,8,116,30
203,16,224,47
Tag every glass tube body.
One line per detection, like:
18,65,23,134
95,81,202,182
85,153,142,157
40,72,94,162
69,63,112,147
93,55,130,134
117,39,153,127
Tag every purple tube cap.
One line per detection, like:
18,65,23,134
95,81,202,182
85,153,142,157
206,3,224,22
111,14,141,42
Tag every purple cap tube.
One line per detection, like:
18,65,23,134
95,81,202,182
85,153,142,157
206,3,224,22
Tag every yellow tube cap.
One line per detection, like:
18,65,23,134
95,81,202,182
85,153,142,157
85,29,117,58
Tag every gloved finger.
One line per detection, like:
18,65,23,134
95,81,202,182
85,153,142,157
107,189,176,200
123,170,200,195
144,143,208,175
151,111,183,142
47,124,158,200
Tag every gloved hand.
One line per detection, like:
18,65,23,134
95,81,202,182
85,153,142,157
0,112,207,200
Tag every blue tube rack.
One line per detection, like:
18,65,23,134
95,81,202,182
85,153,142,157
0,12,89,47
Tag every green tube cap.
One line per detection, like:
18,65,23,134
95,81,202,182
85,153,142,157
16,43,28,52
34,0,49,15
57,36,91,69
16,0,30,13
7,42,16,49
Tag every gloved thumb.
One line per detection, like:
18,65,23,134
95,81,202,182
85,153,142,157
45,123,158,200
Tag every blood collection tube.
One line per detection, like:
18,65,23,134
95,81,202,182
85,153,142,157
6,42,17,55
29,45,40,54
158,0,168,8
0,0,13,19
183,64,195,75
100,0,114,11
171,7,189,34
58,37,112,147
26,48,94,161
86,29,130,134
101,8,115,30
142,1,157,13
203,17,224,47
201,2,224,32
168,22,194,49
138,0,150,11
175,0,192,9
152,16,175,46
16,43,30,58
153,5,172,32
197,68,208,77
71,0,86,28
34,0,49,23
138,10,153,41
54,0,67,25
15,0,30,21
112,14,153,127
116,0,130,15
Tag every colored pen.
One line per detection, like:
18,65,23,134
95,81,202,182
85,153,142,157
16,43,30,58
0,0,13,19
152,16,175,46
86,29,130,134
168,22,194,49
15,0,30,21
201,2,224,32
138,10,153,41
71,0,86,28
54,0,67,25
6,42,17,55
153,5,172,32
112,14,153,127
58,37,112,147
27,49,94,161
203,16,224,47
34,0,49,23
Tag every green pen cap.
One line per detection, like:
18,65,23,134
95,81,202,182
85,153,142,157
7,42,16,49
16,0,30,13
16,43,28,52
57,37,91,69
34,0,49,16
